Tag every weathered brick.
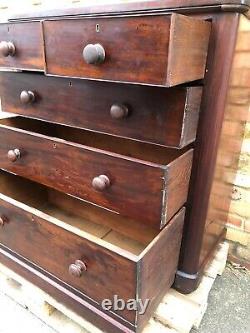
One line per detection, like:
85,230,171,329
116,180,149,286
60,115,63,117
239,16,250,32
227,87,250,105
230,68,250,87
235,31,250,51
233,53,250,69
221,120,245,137
226,227,250,246
220,136,244,153
225,104,250,122
230,200,250,219
245,219,250,233
227,213,244,228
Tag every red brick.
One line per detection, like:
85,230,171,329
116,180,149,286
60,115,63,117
227,213,244,228
224,104,250,122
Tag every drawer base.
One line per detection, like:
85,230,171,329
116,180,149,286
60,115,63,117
0,245,165,333
174,228,226,294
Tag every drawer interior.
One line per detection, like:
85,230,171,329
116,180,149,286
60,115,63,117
0,170,158,256
0,116,189,165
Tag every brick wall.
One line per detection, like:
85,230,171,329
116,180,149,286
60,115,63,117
210,15,250,268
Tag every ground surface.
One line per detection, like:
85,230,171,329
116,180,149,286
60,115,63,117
0,265,249,333
192,264,250,333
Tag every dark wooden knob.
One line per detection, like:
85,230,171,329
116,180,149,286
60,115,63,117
69,260,87,278
83,43,105,65
92,175,110,191
0,41,15,57
7,149,21,162
110,104,129,119
20,90,35,104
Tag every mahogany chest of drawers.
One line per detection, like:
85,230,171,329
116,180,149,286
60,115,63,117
0,1,248,332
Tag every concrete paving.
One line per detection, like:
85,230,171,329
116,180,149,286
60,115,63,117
192,265,250,333
0,265,249,333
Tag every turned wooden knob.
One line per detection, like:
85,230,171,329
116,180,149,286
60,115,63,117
0,41,15,57
110,104,129,119
83,43,105,65
69,260,87,278
20,90,35,104
0,216,6,227
7,149,21,162
92,175,110,191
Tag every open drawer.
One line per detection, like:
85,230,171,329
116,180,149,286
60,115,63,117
0,171,185,328
0,116,193,229
43,14,211,86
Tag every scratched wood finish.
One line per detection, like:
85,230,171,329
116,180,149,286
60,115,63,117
0,72,202,148
43,14,210,86
0,22,44,71
0,117,193,229
0,170,184,325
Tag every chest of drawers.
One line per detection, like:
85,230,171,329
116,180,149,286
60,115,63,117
0,1,248,332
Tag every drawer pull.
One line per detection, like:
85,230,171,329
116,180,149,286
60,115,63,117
69,260,87,278
92,175,110,191
20,90,35,104
0,216,6,227
110,104,129,119
0,41,15,57
7,149,21,162
82,43,105,65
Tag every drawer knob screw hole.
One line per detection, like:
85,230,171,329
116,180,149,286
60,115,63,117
7,149,21,163
0,41,15,57
69,260,87,278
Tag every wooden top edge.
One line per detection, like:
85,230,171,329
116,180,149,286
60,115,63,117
4,0,250,22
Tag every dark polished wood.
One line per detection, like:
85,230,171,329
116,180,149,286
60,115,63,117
0,72,202,148
174,12,240,293
0,169,185,326
0,22,44,71
43,14,211,86
9,0,249,21
0,117,193,229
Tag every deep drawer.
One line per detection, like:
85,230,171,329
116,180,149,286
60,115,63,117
0,117,193,229
0,22,44,71
0,72,202,148
43,14,211,86
0,171,185,327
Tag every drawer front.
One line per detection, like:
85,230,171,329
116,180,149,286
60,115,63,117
0,194,137,323
43,14,210,86
0,22,44,71
0,124,165,227
0,72,202,148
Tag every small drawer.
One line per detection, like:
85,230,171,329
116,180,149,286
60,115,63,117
0,22,44,71
0,117,193,229
0,171,185,328
43,14,211,86
0,72,202,148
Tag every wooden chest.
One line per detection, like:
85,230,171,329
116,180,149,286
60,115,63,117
0,1,248,332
